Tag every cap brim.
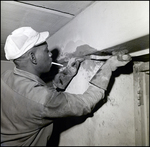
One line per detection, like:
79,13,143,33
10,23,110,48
35,31,49,46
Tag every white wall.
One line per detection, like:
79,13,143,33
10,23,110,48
47,1,149,52
46,1,149,146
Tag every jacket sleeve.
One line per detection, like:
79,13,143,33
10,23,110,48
89,64,112,90
42,84,105,118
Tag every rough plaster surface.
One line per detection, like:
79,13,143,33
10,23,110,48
47,1,149,146
60,63,135,146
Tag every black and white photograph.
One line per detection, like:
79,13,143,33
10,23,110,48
1,1,149,146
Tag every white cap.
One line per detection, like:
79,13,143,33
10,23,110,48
4,27,50,60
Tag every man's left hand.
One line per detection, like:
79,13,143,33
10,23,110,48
67,57,84,76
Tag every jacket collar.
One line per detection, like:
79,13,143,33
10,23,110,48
13,67,46,86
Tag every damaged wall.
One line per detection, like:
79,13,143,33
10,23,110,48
47,1,149,146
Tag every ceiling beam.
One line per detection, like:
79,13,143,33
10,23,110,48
2,1,74,19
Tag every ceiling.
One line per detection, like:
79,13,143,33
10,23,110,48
1,1,94,60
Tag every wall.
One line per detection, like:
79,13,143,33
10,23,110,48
47,1,149,146
1,60,15,74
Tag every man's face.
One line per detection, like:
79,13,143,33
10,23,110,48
34,42,52,73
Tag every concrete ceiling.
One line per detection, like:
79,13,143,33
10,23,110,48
1,1,94,60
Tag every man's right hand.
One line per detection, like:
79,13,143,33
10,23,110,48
89,51,132,90
105,52,132,71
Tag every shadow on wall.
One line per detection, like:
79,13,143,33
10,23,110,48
40,48,61,84
47,61,133,146
47,99,107,147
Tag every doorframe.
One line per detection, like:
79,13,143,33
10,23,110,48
133,61,149,146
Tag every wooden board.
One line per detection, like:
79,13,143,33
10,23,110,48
86,34,149,56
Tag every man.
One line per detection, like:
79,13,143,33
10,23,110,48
1,27,131,146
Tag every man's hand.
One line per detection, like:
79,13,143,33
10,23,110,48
106,51,132,71
89,51,132,90
53,57,84,90
67,57,84,76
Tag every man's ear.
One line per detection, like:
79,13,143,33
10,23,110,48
29,52,37,64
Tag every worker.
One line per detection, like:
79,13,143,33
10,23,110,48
1,27,132,146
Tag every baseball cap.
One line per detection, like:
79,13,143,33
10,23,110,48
4,27,50,60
